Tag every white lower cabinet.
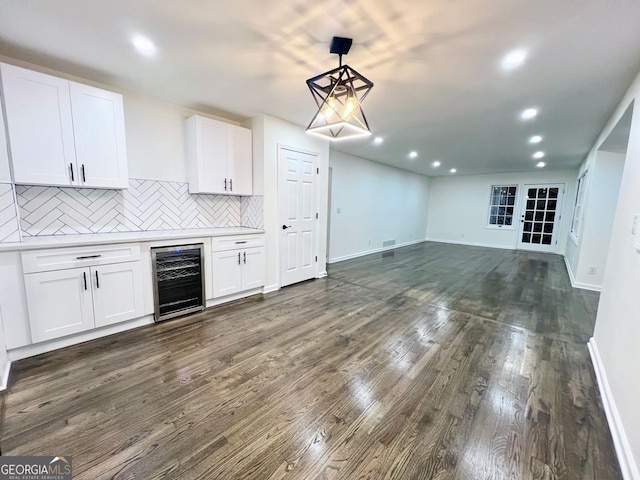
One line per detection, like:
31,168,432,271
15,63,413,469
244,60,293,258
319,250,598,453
211,235,265,298
92,262,144,328
23,250,145,343
24,267,96,343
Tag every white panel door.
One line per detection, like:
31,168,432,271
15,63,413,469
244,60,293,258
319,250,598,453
24,267,94,343
517,184,565,253
212,250,242,297
70,82,128,189
241,247,265,290
1,63,76,186
92,262,144,328
199,118,228,194
279,146,318,287
228,125,253,195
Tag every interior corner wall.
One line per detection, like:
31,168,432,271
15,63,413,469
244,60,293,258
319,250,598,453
591,73,640,479
426,170,577,253
248,114,330,292
327,151,430,263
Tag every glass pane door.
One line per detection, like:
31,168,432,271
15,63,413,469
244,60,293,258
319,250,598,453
517,184,564,252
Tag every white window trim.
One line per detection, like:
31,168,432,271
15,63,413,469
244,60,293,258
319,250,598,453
486,184,518,231
570,172,587,244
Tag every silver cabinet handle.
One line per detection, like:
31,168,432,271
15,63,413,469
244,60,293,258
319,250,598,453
83,271,87,290
243,252,246,264
82,164,86,182
224,178,227,191
76,255,102,260
95,270,100,288
230,179,233,191
70,163,75,182
237,252,241,265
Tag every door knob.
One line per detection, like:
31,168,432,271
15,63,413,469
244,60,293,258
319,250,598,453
282,225,292,230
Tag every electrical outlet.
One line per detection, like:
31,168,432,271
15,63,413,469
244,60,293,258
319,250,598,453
588,266,597,275
336,207,341,214
632,214,639,235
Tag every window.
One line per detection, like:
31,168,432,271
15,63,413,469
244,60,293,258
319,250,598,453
570,172,587,241
488,185,517,228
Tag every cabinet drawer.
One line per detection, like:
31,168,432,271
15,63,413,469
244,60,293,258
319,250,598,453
22,243,141,273
211,235,264,252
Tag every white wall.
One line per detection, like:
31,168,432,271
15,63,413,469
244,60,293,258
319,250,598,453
591,73,640,479
566,151,624,289
247,114,330,292
427,170,577,253
327,151,430,263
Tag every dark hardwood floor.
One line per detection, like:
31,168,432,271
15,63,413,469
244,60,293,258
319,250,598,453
0,242,621,479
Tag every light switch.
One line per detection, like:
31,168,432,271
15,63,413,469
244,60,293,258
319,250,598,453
634,214,640,252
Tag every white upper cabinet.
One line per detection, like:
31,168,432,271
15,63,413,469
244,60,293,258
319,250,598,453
0,63,129,189
186,115,252,195
0,95,12,183
69,82,128,188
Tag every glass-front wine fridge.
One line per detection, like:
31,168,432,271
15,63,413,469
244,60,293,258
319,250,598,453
151,244,205,322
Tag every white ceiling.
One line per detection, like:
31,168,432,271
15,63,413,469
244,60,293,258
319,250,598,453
1,1,640,177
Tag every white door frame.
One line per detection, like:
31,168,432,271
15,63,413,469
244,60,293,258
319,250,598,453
277,144,320,287
516,183,565,253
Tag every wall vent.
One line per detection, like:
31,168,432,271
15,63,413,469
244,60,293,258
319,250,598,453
382,240,396,248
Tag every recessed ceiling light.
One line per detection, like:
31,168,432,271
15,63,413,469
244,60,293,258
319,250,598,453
501,49,527,70
520,108,538,120
536,162,546,168
533,151,545,159
373,136,384,145
432,161,441,167
528,135,543,144
409,151,418,159
131,34,157,56
450,168,457,174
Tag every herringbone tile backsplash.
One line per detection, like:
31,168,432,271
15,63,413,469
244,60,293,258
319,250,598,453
0,182,21,242
15,179,263,237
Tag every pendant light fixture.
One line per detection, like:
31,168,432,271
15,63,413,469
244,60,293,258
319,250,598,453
305,37,374,141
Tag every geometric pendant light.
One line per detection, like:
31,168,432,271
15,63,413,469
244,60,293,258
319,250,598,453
305,37,374,141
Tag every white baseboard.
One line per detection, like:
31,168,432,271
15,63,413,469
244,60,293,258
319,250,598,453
205,288,262,307
0,358,11,391
263,283,280,294
328,238,427,264
563,256,602,292
426,238,516,251
588,337,640,480
8,315,155,361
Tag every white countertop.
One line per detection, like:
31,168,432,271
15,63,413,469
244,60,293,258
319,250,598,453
0,227,265,251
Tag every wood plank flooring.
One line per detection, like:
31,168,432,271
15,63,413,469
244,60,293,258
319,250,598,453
0,242,621,479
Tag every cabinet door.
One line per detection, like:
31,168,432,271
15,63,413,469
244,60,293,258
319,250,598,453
1,63,76,186
241,247,265,291
92,262,144,328
70,82,128,189
212,250,242,298
228,125,253,195
198,117,228,194
0,97,11,182
23,267,94,343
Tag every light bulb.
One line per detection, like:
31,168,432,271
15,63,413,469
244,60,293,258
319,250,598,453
322,97,337,121
343,95,356,119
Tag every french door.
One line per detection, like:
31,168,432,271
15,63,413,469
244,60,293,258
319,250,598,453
278,146,318,287
517,184,564,253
